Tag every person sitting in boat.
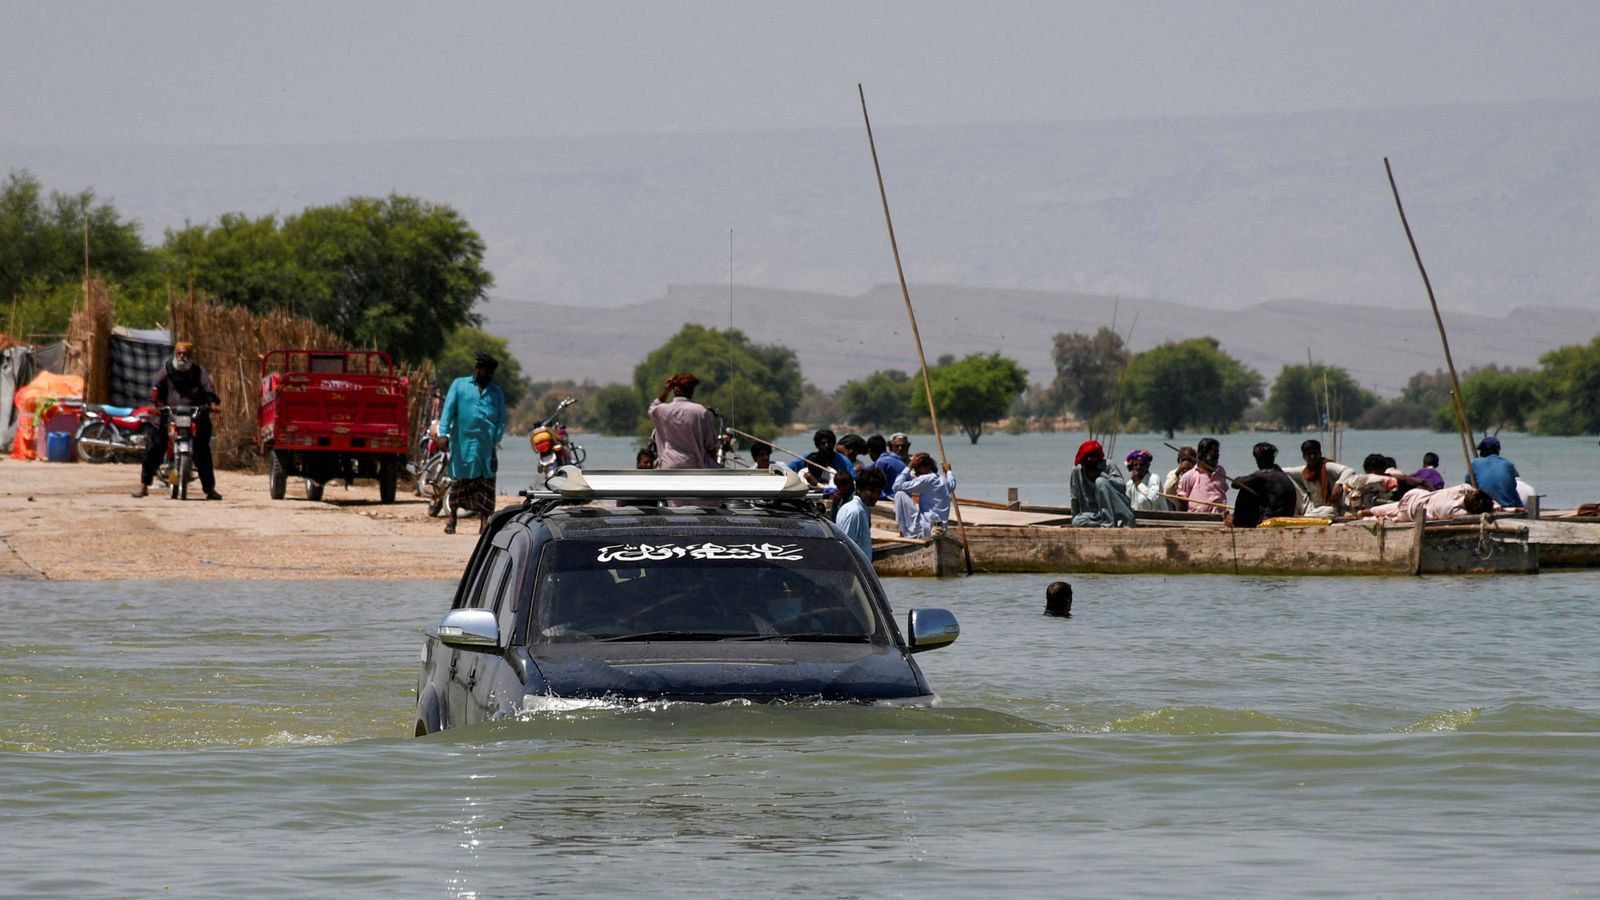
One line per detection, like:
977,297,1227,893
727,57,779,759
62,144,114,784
1411,452,1445,491
1470,436,1522,510
1289,439,1354,517
1360,483,1494,522
1069,440,1135,528
1176,437,1229,516
893,452,956,538
1162,445,1196,511
1227,441,1302,528
1123,449,1168,512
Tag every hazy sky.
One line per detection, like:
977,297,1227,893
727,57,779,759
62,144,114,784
5,1,1600,145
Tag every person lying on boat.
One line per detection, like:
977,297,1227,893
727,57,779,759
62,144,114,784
1123,449,1169,512
1288,439,1354,517
893,452,956,538
1227,442,1302,528
1176,437,1229,516
1069,440,1135,528
1359,483,1494,522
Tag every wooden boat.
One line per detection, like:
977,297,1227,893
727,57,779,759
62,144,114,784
868,504,1549,577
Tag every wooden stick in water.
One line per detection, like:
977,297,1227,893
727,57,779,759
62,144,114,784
860,84,974,574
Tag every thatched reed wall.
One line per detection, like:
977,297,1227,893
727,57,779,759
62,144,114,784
70,292,433,470
65,280,114,403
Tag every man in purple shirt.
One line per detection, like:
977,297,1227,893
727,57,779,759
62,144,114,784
648,373,718,469
1410,451,1445,491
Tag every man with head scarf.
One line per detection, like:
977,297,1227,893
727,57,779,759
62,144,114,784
1123,449,1168,512
648,372,719,469
439,352,507,534
132,341,222,500
1469,435,1522,509
1069,439,1135,527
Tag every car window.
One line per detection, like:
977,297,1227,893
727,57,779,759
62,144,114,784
475,550,512,612
530,537,883,643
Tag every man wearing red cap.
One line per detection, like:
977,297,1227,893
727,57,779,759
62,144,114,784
1069,439,1135,527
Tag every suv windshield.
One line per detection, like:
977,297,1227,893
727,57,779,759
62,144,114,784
531,537,884,643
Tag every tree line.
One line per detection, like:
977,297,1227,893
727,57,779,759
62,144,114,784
11,170,1594,438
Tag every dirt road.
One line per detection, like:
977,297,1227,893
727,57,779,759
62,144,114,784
1,458,479,581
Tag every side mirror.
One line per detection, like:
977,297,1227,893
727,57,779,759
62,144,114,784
906,608,959,653
435,608,500,650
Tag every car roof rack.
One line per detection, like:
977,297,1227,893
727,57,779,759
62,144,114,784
521,466,822,502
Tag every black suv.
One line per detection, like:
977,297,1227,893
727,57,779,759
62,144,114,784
414,468,959,734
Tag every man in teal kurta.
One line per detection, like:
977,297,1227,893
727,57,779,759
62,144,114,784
438,353,507,534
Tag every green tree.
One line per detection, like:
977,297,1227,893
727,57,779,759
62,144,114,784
1265,364,1372,432
586,383,647,436
1123,337,1263,437
162,194,492,363
1,170,156,336
632,324,804,439
434,327,532,409
838,369,917,430
1443,365,1537,433
1048,327,1130,422
921,352,1028,444
1530,337,1600,435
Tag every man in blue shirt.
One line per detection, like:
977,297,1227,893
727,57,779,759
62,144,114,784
787,429,856,483
439,353,508,534
893,452,956,538
1469,436,1521,509
835,468,886,560
875,432,910,495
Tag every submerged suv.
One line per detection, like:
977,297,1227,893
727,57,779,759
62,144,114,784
414,467,959,734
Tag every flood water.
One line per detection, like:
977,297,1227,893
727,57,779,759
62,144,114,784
4,574,1597,896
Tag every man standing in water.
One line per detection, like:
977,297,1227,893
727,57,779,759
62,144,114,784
648,373,719,469
439,353,507,535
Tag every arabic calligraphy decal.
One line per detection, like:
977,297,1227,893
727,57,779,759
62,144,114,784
596,542,805,563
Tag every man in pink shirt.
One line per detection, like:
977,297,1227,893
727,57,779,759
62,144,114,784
1176,437,1230,515
647,373,719,469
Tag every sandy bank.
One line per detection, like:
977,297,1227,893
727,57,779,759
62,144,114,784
1,458,476,581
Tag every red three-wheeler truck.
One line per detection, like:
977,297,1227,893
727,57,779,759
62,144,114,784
258,349,410,503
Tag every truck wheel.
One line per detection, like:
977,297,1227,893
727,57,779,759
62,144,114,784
379,458,398,504
269,450,287,500
305,479,325,502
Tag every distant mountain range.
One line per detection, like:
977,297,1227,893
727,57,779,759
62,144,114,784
479,286,1600,395
8,96,1600,388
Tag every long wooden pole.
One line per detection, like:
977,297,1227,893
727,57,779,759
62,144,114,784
1383,158,1477,487
859,84,974,574
724,426,835,476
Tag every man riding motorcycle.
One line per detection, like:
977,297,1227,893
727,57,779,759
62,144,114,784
131,341,223,500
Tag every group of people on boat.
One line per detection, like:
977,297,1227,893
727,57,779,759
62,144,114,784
644,372,957,559
1069,435,1528,528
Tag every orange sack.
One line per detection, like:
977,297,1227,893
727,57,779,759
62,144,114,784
10,371,84,461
